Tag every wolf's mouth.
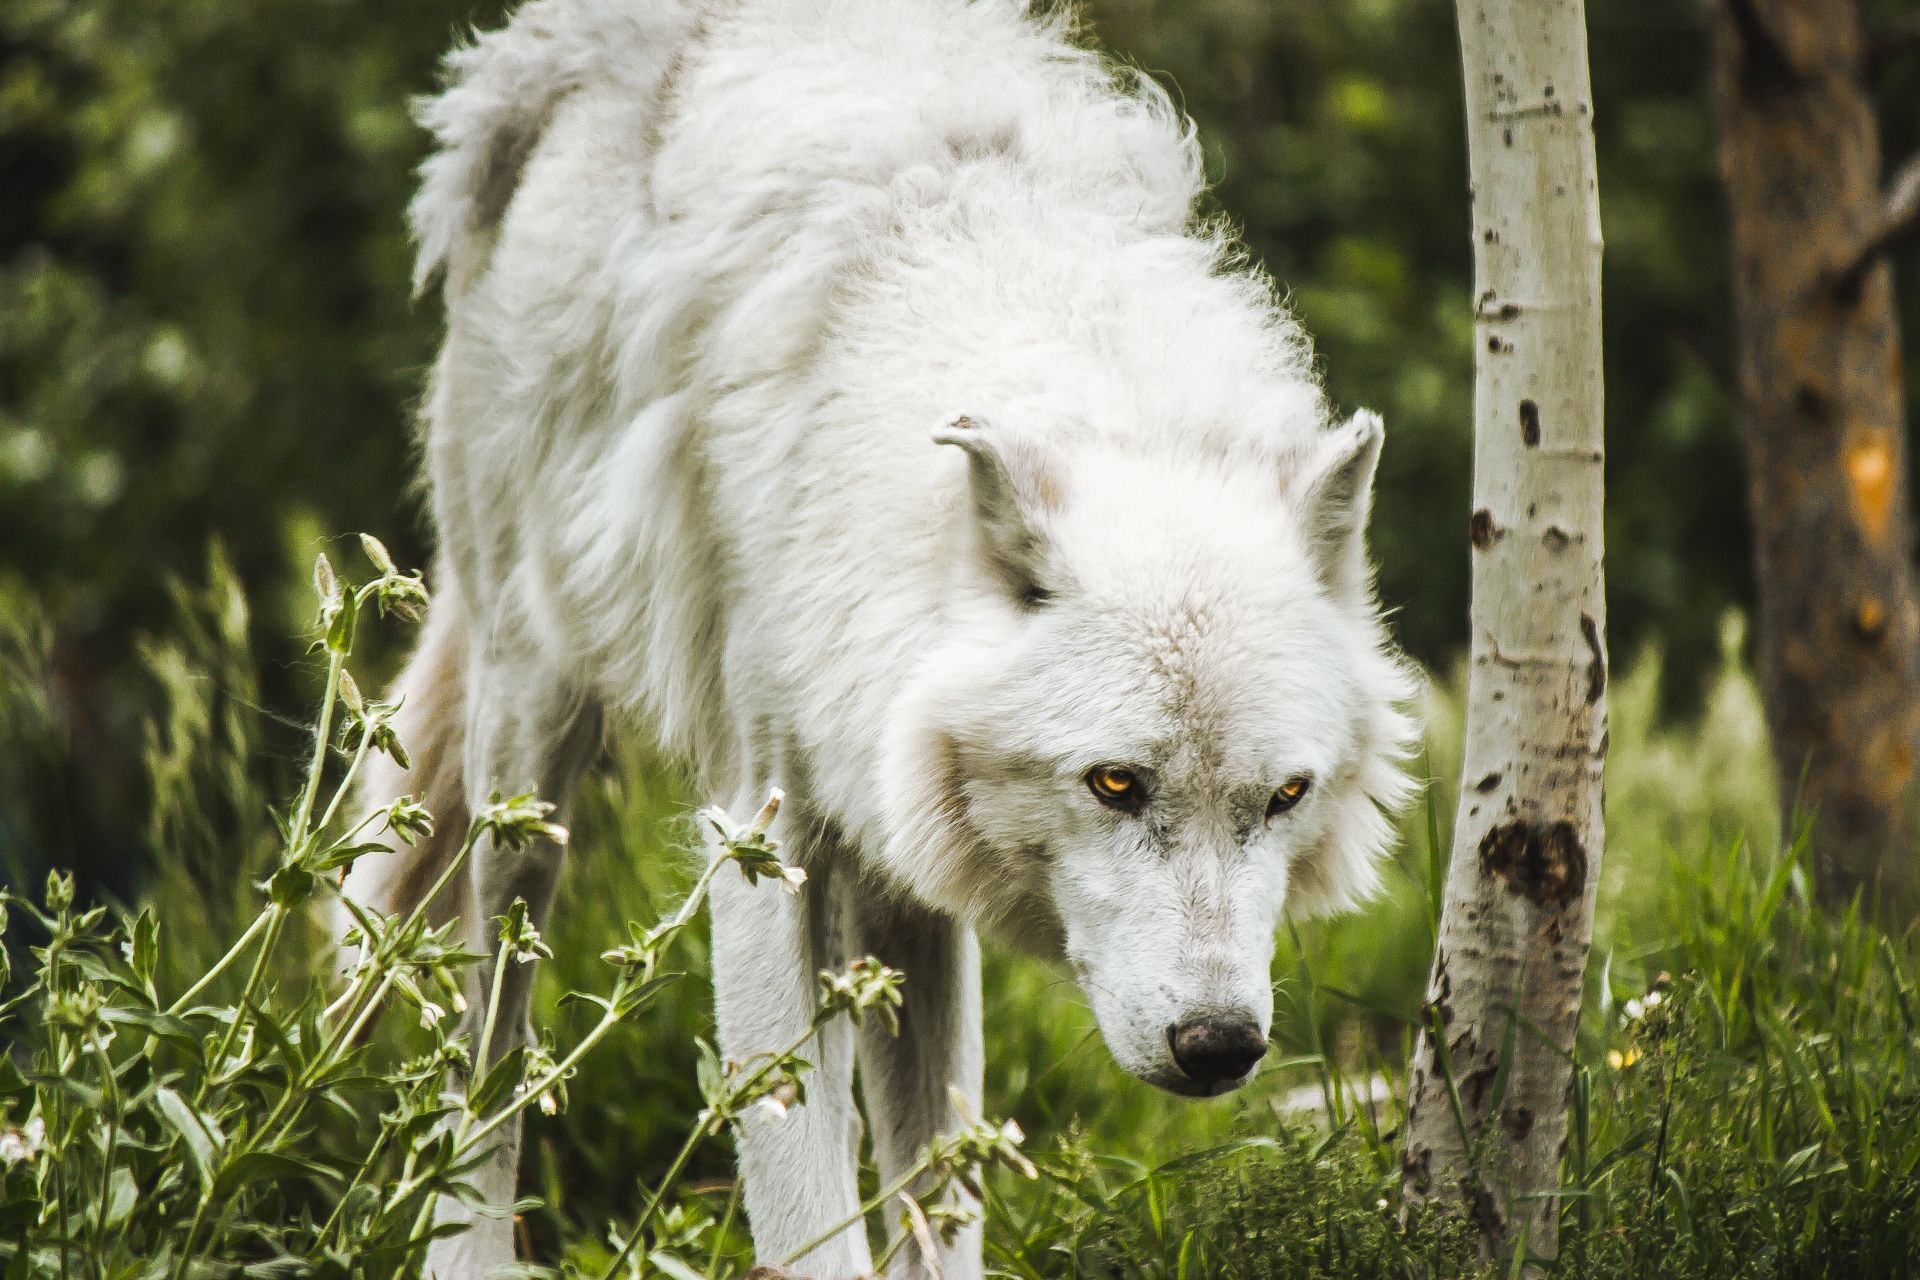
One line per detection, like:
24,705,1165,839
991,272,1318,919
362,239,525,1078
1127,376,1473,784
1136,1064,1260,1099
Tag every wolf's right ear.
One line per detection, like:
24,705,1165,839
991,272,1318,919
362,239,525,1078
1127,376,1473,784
933,414,1065,607
1286,409,1385,597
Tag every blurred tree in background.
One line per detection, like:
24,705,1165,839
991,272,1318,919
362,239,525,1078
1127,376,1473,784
1,0,510,893
1709,0,1920,918
2,0,1918,896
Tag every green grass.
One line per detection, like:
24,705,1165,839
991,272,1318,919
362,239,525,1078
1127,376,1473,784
2,560,1915,1278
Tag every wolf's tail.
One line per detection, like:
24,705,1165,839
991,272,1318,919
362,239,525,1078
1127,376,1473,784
408,0,702,296
336,574,472,937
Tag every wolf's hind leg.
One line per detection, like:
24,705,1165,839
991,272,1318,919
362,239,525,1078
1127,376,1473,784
711,797,872,1277
854,899,985,1280
424,648,601,1280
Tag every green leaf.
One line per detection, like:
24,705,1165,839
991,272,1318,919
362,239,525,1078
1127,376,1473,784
246,1003,307,1076
99,1004,200,1051
264,861,318,909
466,1046,526,1117
216,1149,341,1196
648,1251,712,1280
130,908,160,988
325,586,358,654
0,1057,29,1108
154,1085,225,1191
695,1038,724,1104
311,840,389,874
103,1167,138,1229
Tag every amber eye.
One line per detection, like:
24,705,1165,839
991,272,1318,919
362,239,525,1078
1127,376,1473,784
1267,775,1313,819
1086,765,1146,813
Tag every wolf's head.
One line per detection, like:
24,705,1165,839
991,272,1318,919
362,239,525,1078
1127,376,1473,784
880,409,1418,1096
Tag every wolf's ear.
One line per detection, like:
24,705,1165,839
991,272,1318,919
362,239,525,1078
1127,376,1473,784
1287,409,1384,596
934,414,1065,607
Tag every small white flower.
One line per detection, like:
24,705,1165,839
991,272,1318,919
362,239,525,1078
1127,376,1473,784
0,1117,44,1167
1376,1198,1389,1211
451,990,469,1014
776,864,808,894
419,1000,447,1029
1623,998,1644,1022
748,1094,790,1122
1643,990,1663,1010
539,1091,559,1116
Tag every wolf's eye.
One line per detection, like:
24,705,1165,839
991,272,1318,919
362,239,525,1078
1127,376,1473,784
1266,775,1312,819
1086,765,1146,813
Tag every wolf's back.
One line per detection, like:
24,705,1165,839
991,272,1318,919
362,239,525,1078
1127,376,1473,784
408,0,705,296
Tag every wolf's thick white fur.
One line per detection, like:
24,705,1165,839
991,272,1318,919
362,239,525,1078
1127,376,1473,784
344,1,1419,1276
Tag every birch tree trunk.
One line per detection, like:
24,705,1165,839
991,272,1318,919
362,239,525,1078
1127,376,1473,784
1709,0,1920,922
1401,0,1607,1266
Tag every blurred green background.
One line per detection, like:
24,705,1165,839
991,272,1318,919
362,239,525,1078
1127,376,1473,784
3,0,1919,942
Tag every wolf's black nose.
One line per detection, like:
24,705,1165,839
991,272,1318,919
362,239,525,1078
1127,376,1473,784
1169,1014,1268,1087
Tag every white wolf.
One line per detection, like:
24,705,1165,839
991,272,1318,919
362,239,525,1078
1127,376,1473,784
343,0,1418,1276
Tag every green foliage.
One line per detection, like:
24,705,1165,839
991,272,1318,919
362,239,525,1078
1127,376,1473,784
2,552,1916,1275
0,552,1026,1279
6,0,1920,903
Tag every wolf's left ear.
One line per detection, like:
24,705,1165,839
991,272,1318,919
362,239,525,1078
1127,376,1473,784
934,413,1065,606
1288,409,1384,596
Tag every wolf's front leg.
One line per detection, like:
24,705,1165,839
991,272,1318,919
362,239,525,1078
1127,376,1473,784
855,900,985,1280
711,817,872,1277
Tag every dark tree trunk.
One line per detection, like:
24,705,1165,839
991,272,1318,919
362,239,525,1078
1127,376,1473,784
1710,0,1920,918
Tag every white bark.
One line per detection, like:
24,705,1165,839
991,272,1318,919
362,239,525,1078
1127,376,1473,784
1401,0,1607,1266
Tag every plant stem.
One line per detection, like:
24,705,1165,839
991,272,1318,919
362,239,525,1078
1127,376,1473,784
170,1186,215,1280
406,828,752,1272
599,856,821,1279
599,1011,839,1279
192,643,344,1104
597,1113,721,1280
407,933,514,1242
781,1158,935,1267
254,823,481,1154
289,646,347,846
50,1071,71,1280
313,1115,400,1252
705,1179,743,1280
474,930,514,1078
873,1202,916,1275
635,849,734,985
314,826,481,1066
196,904,285,1103
166,908,271,1014
170,646,358,1276
313,722,376,838
457,997,623,1154
90,1040,121,1267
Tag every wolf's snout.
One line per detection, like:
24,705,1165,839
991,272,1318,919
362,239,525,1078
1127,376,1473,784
1167,1013,1268,1089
